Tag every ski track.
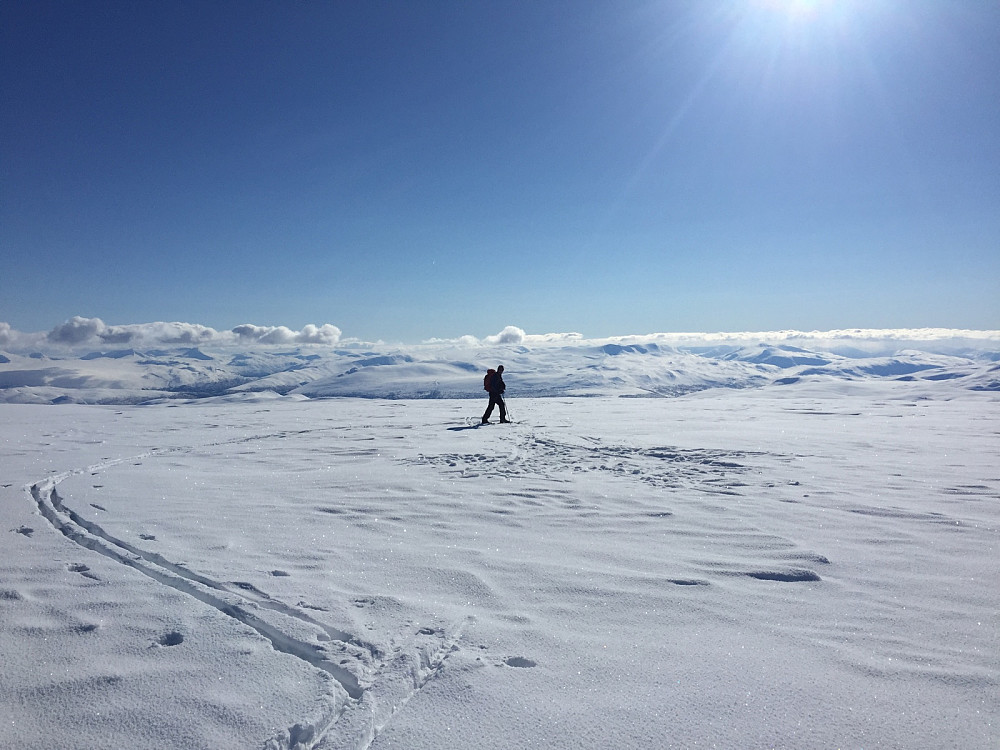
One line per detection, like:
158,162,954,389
25,406,978,746
25,431,470,750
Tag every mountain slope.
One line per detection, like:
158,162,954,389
2,336,998,404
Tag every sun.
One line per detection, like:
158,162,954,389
740,0,866,45
755,0,836,19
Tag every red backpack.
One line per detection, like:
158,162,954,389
484,369,496,391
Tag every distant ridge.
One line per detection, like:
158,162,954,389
1,329,998,404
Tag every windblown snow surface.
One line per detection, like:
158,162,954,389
1,333,998,749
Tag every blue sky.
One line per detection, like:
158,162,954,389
3,0,998,342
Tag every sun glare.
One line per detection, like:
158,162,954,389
750,0,870,31
756,0,836,20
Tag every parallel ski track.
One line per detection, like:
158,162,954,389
25,431,470,750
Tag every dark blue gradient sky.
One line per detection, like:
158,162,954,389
3,1,998,341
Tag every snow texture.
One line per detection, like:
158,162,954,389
1,331,998,748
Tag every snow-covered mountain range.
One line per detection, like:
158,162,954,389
2,328,998,404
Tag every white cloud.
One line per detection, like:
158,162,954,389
233,324,295,345
547,328,1000,357
522,331,585,345
421,326,527,348
103,321,223,346
4,319,998,357
232,323,341,346
483,326,526,345
42,317,227,348
0,322,45,352
415,327,1000,356
0,317,344,352
48,316,107,344
295,324,343,345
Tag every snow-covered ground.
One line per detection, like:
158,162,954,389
2,377,998,748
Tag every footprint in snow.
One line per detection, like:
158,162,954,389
68,563,100,581
504,656,537,668
745,569,821,582
156,631,184,647
231,581,266,596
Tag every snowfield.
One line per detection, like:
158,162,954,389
1,332,998,748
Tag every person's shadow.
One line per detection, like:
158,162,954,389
447,424,486,432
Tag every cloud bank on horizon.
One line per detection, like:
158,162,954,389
0,317,344,352
1,317,999,356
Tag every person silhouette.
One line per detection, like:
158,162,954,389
482,365,509,424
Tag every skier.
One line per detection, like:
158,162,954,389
482,365,509,424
